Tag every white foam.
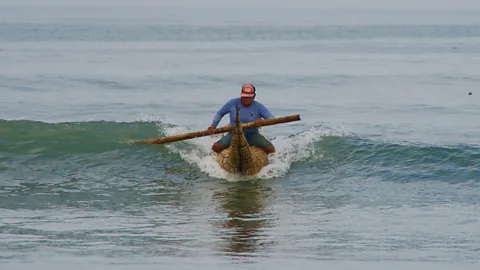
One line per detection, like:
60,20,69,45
135,113,172,126
159,123,353,181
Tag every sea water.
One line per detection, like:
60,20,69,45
1,5,479,269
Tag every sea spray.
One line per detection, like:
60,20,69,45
160,122,354,180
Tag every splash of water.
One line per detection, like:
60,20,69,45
158,122,353,181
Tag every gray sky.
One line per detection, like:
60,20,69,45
0,0,479,9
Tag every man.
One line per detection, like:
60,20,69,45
207,84,276,154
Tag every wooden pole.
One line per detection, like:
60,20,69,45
131,114,301,145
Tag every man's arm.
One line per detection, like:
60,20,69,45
211,99,235,127
258,102,275,120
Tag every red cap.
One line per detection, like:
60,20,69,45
240,84,255,97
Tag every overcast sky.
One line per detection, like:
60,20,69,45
0,0,479,9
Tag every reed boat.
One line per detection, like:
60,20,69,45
215,105,269,176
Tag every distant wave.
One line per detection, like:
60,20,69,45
1,24,479,42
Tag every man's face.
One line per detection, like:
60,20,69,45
241,96,254,106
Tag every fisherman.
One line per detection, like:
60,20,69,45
207,84,276,154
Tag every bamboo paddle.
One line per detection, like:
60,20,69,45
131,114,301,145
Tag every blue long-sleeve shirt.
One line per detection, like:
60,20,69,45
211,98,275,133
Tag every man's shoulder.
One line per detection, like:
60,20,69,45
218,98,239,110
226,97,240,104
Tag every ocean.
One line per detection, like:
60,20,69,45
1,5,479,269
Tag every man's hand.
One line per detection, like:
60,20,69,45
255,118,263,127
207,125,216,135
